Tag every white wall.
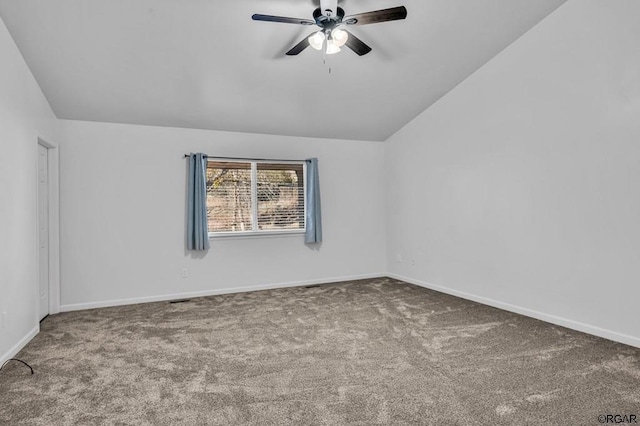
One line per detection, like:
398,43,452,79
386,0,640,347
58,120,386,309
0,16,58,362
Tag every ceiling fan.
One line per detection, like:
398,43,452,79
251,0,407,56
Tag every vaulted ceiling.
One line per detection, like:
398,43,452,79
0,0,566,141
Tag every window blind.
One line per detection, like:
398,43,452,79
205,160,305,234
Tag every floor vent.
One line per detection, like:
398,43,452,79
169,299,191,304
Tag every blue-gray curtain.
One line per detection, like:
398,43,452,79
187,153,210,251
305,158,322,244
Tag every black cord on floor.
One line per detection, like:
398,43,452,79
0,358,34,375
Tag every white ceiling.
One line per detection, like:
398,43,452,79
0,0,566,141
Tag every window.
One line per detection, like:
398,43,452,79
206,160,305,235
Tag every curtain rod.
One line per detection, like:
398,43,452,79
183,154,306,163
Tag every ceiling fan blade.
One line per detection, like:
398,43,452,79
252,14,315,25
343,6,407,26
343,30,371,56
286,33,316,56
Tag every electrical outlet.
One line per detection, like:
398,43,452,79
181,268,189,278
396,253,403,263
410,259,416,266
1,311,6,329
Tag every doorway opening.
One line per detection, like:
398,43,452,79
36,138,60,320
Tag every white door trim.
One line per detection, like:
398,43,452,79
37,137,60,316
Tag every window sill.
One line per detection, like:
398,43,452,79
209,230,305,240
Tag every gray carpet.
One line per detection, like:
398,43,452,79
1,278,639,425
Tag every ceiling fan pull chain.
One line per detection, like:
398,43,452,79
321,50,331,74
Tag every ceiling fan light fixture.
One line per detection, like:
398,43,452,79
308,31,325,50
331,28,348,47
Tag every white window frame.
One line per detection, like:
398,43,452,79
207,159,307,238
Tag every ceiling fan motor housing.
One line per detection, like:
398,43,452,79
313,7,345,30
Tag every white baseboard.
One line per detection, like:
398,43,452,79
60,273,386,312
19,273,640,353
1,325,39,366
388,273,640,349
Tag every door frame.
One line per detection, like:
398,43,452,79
36,137,60,317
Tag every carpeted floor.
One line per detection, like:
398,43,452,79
1,278,639,425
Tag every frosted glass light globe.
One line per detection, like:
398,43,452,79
325,39,341,54
308,32,325,50
331,28,348,47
